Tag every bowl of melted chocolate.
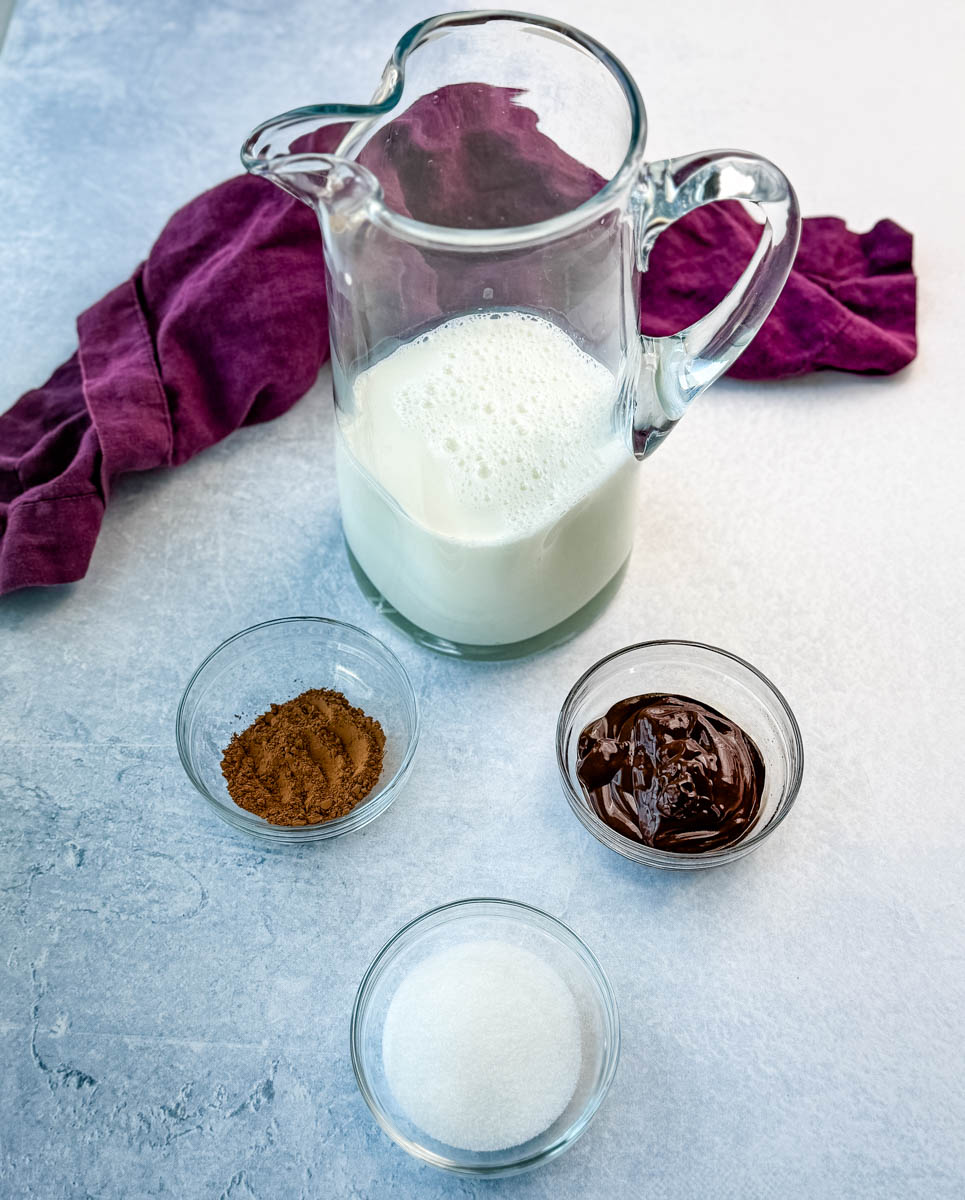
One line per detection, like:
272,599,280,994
556,641,803,868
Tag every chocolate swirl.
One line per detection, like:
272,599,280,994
576,693,764,852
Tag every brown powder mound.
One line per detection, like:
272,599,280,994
220,688,386,826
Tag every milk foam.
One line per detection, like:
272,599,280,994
337,310,637,646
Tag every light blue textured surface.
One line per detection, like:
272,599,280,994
2,1,964,1197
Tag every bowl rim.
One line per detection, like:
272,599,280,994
349,896,621,1177
556,639,804,869
175,615,420,841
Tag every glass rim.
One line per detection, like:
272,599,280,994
241,9,648,250
556,639,805,868
175,615,420,841
349,897,621,1176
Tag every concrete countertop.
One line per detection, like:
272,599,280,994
2,1,963,1196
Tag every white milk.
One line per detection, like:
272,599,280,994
336,310,637,646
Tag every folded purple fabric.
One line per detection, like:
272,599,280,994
0,88,916,596
641,205,916,378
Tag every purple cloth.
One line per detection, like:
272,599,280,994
0,90,916,596
641,205,916,378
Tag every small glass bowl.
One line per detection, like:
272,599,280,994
350,898,620,1178
176,617,419,842
557,640,803,869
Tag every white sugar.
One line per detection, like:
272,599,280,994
382,939,582,1152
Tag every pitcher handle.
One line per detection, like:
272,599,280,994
630,150,800,457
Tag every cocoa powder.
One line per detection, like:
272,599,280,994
220,688,385,826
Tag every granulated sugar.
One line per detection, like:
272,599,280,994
381,939,582,1152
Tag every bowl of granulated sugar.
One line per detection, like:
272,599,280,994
350,898,620,1177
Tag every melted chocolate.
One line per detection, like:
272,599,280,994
576,693,764,853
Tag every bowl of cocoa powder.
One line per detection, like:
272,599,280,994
176,617,419,841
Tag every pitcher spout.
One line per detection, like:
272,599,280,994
241,107,382,217
248,154,381,221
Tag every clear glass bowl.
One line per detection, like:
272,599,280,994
557,640,804,869
176,617,419,842
350,898,620,1177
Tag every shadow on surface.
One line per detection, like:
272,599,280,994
0,581,76,628
714,363,915,409
0,2,14,56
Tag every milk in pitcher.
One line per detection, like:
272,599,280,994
336,310,637,646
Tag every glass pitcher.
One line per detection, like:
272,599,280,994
242,11,799,659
